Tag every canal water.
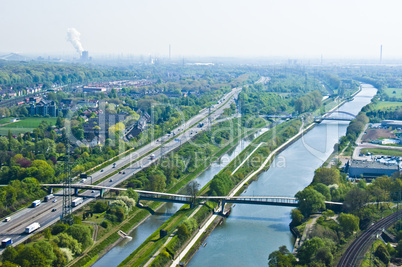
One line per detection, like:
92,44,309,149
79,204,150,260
93,129,267,267
188,84,377,267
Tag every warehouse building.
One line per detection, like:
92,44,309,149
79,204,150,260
348,159,399,178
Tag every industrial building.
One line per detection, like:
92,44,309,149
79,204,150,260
347,159,399,178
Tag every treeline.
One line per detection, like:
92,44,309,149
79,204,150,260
294,90,322,114
238,83,289,115
363,102,402,122
2,222,93,267
336,112,369,152
0,61,135,89
265,73,323,94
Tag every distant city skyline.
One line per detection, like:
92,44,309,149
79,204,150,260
2,0,402,60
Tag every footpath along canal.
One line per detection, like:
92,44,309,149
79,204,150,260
188,84,377,266
92,128,268,267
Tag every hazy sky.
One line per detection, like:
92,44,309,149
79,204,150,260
1,0,402,59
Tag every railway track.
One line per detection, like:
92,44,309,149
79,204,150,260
338,210,402,266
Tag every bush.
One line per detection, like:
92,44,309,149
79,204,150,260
51,223,69,235
101,221,109,229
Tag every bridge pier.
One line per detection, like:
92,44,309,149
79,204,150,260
100,189,104,198
74,188,79,196
220,200,226,215
48,187,53,194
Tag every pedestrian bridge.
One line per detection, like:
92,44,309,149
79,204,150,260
40,184,343,209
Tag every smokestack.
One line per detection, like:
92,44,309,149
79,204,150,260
380,45,383,64
67,28,84,55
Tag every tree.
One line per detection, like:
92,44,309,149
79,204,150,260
343,187,370,212
177,223,189,240
290,209,304,227
52,246,67,267
147,171,166,191
314,246,333,266
126,188,139,202
295,187,326,217
313,167,340,185
44,227,52,240
375,244,390,264
297,237,324,265
33,240,56,265
268,246,296,267
93,201,108,213
28,160,55,182
338,213,359,237
2,245,18,263
54,233,82,255
66,224,93,249
15,246,47,267
314,183,331,201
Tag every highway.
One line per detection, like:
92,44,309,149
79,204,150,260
0,87,241,251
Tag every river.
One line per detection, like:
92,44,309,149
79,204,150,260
188,84,377,266
93,128,267,267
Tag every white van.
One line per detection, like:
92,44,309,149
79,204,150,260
4,217,10,222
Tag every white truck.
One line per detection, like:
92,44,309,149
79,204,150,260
44,194,54,202
72,197,83,207
25,222,40,234
31,200,41,207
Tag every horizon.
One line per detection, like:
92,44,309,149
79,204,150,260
2,0,402,60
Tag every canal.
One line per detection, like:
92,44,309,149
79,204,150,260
93,128,267,267
188,84,377,266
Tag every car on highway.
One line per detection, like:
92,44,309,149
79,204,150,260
109,179,113,182
101,169,104,172
53,198,57,203
4,217,10,222
119,171,122,174
123,171,126,174
52,208,57,212
91,190,95,193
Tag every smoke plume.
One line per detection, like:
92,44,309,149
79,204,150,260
66,28,84,55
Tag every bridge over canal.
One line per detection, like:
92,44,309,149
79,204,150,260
41,184,343,212
314,110,356,122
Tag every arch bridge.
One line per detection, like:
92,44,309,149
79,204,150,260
314,110,356,122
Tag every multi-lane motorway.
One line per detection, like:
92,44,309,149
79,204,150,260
0,87,241,250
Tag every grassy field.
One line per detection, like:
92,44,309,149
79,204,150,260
0,117,17,124
0,117,57,135
360,148,402,157
371,101,402,110
383,87,402,100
